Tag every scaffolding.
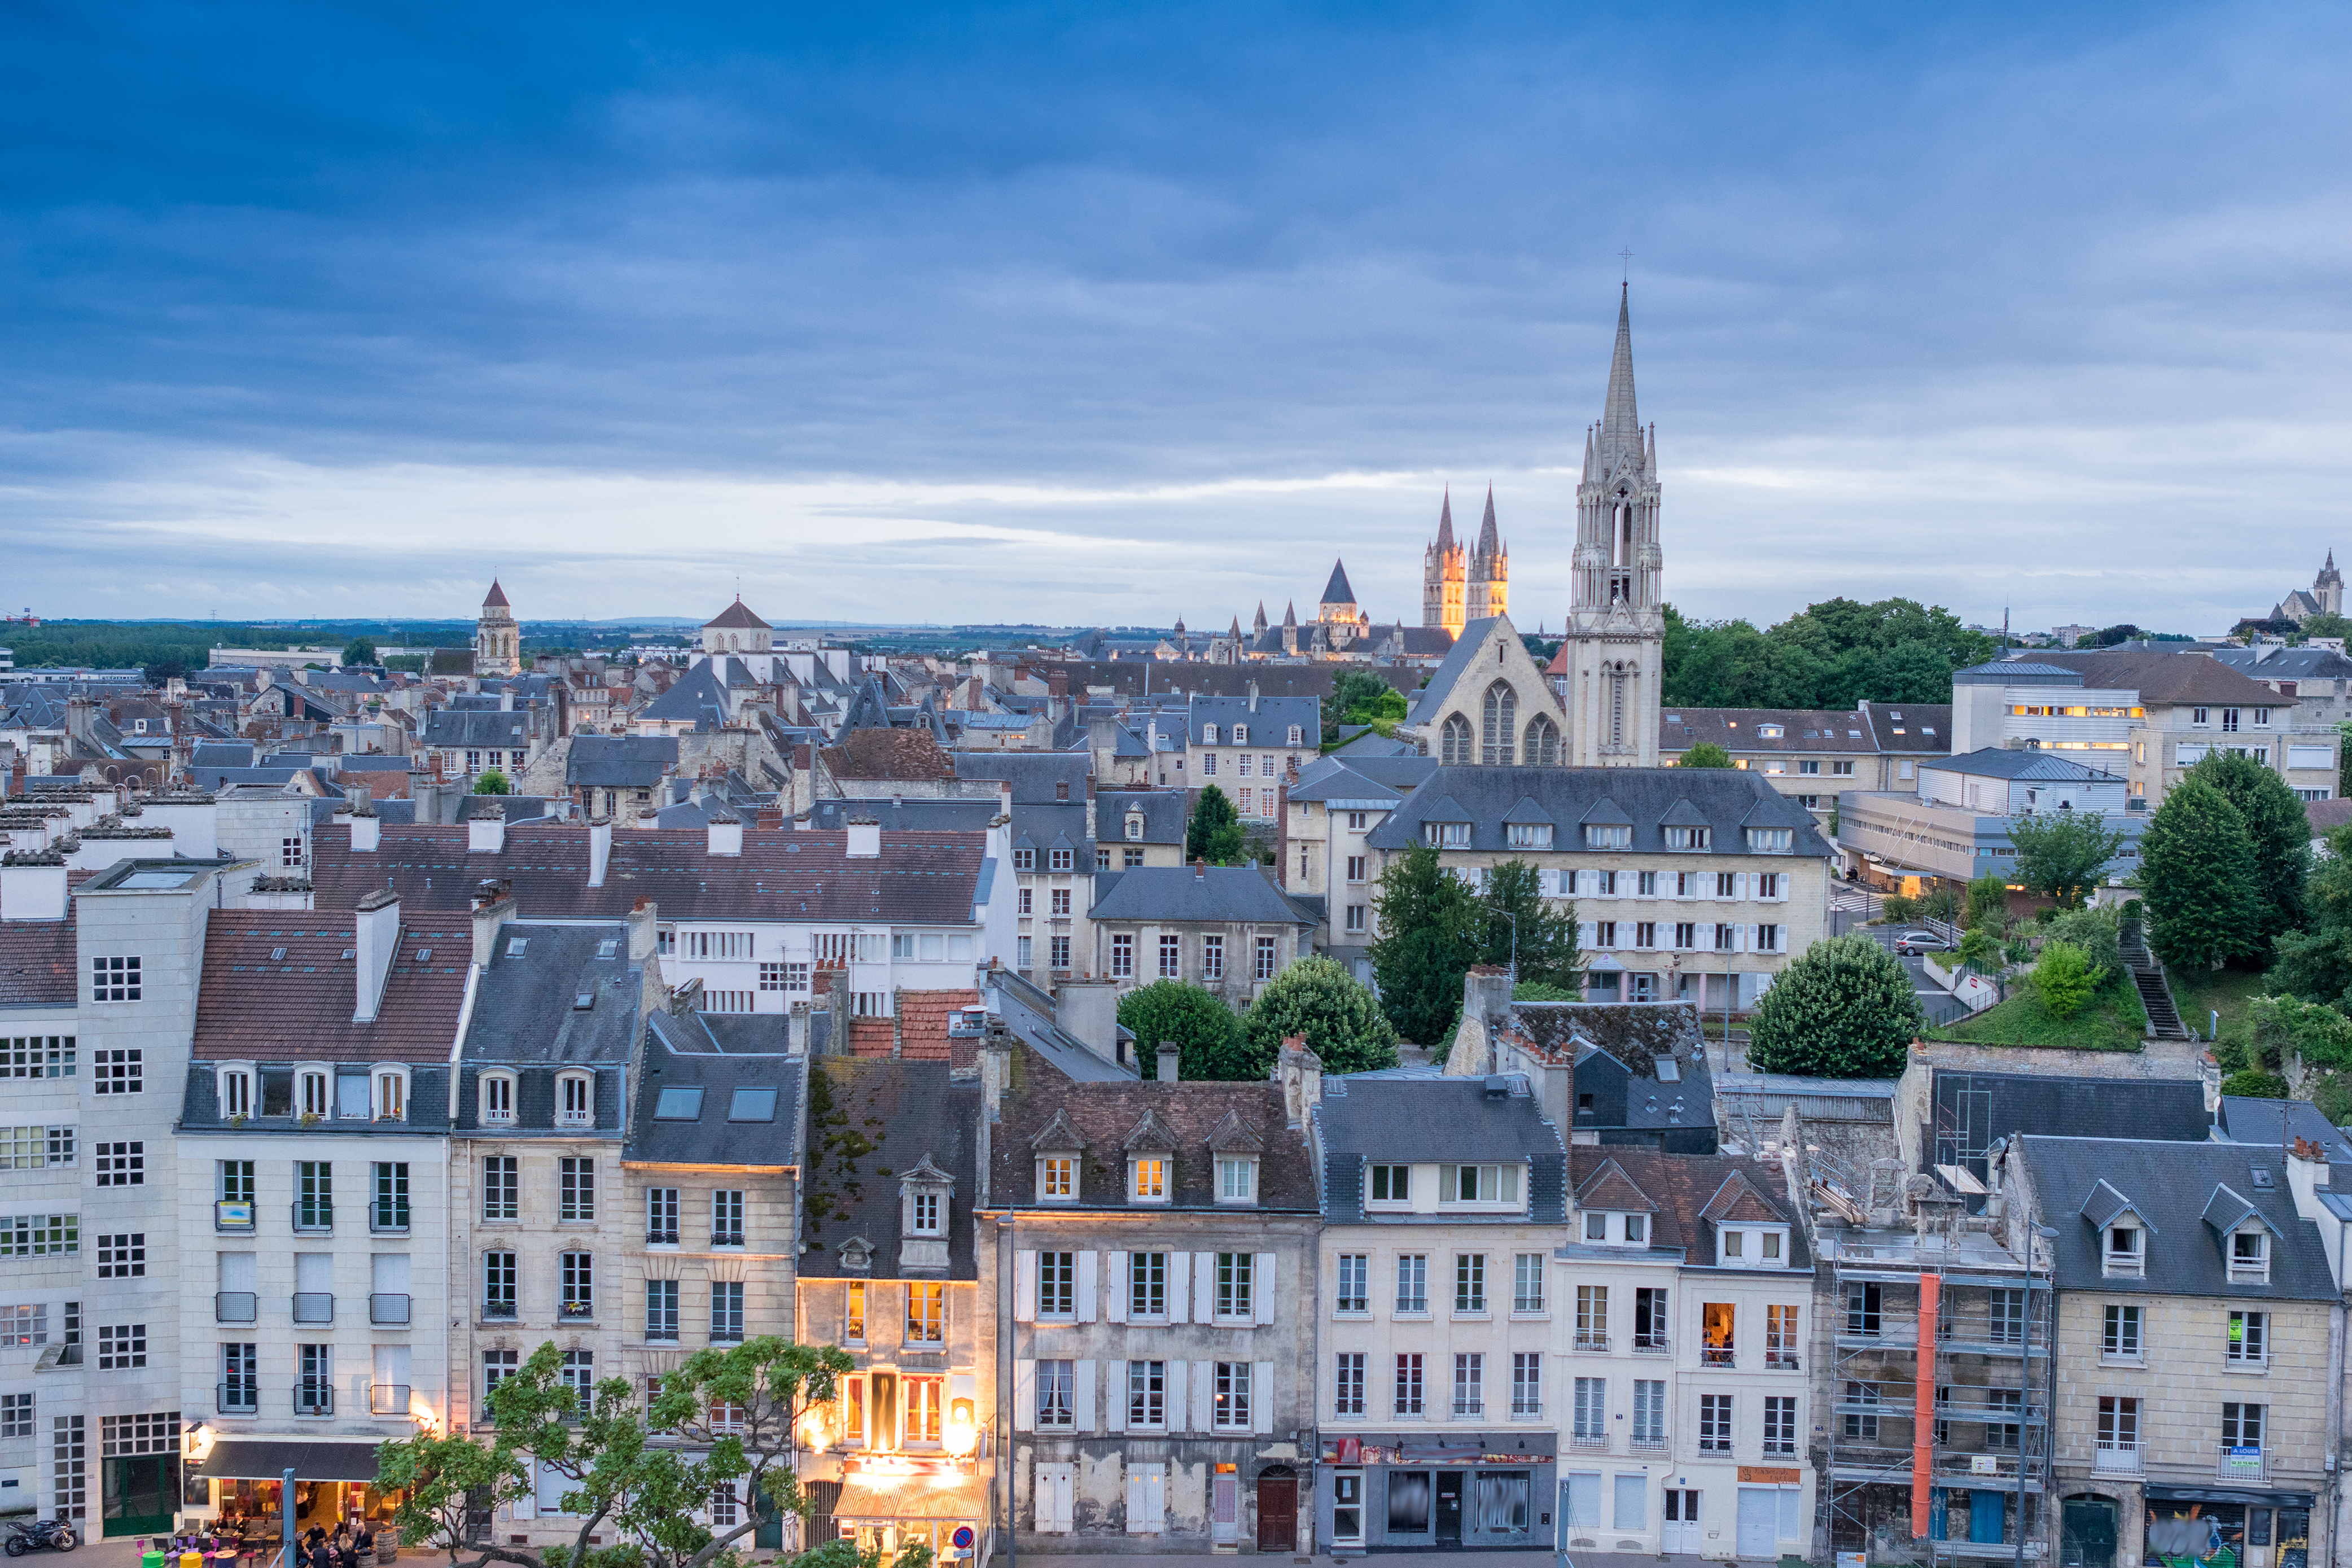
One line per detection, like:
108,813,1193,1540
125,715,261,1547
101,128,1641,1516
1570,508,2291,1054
1816,1160,2057,1567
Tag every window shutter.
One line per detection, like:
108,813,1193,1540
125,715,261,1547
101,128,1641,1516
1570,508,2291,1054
1191,1359,1214,1431
1165,1360,1188,1433
1125,1467,1147,1531
1107,1361,1128,1433
1578,922,1595,948
1254,1253,1277,1325
1013,1360,1035,1433
1072,1357,1096,1433
1013,1250,1036,1322
1252,1360,1275,1435
1075,1250,1098,1324
1167,1254,1190,1321
1106,1252,1129,1323
1194,1252,1217,1324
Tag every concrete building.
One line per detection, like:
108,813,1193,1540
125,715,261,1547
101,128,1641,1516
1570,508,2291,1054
1085,865,1316,1009
1837,749,2146,895
1657,703,1952,824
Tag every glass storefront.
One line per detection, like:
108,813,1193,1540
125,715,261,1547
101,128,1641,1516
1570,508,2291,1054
1317,1435,1554,1551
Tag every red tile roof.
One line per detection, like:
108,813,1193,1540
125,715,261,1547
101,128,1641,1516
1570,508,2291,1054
895,988,981,1062
847,1018,895,1058
0,920,76,1008
193,918,470,1062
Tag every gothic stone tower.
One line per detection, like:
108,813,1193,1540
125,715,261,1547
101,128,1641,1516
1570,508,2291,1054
1465,485,1509,624
1422,489,1467,636
474,579,520,677
1563,286,1663,767
2320,552,2344,617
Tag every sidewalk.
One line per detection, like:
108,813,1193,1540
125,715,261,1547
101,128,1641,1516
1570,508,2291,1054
993,1555,1766,1568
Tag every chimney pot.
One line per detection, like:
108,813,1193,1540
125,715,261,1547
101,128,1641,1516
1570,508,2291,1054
1157,1043,1181,1084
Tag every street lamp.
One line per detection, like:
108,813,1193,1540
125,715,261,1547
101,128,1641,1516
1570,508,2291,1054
944,1400,979,1459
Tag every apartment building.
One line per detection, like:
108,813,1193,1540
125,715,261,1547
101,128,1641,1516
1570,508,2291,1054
1085,865,1315,1009
795,1058,992,1561
1184,690,1321,822
1309,1072,1568,1553
1837,749,2145,895
1658,703,1953,822
980,1040,1322,1553
1365,767,1833,1011
1280,744,1436,982
176,885,461,1540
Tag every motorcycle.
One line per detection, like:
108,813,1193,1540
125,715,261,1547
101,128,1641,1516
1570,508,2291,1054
3,1518,78,1555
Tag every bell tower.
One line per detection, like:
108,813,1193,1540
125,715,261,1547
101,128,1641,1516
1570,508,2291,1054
1562,286,1663,767
474,580,520,677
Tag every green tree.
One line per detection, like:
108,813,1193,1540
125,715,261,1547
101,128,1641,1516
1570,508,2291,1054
1118,979,1250,1081
2187,750,2311,951
2032,940,2095,1019
2043,904,2122,987
1745,934,1926,1078
1678,742,1735,769
473,769,513,795
2140,778,2263,971
2299,612,2352,643
2006,812,2128,908
2249,993,2352,1074
2272,826,2352,1008
1324,670,1407,739
1474,860,1582,991
1241,954,1399,1075
342,636,379,666
2219,1068,2293,1100
1511,982,1578,1001
1184,785,1246,864
1957,925,2000,973
1963,872,2012,932
1368,844,1481,1043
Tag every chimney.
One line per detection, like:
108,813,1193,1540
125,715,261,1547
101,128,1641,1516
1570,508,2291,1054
414,776,442,827
1247,680,1260,713
846,816,881,859
470,879,515,969
467,801,506,854
788,1000,811,1056
349,784,380,853
0,856,69,922
1277,1034,1323,1127
1194,856,1206,880
588,817,612,887
707,811,743,857
1158,1043,1181,1084
353,888,400,1022
626,896,659,963
500,689,514,712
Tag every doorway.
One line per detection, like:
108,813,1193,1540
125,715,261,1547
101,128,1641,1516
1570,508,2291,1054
1256,1467,1297,1552
1435,1474,1463,1545
1663,1488,1702,1554
1737,1488,1778,1557
1211,1467,1239,1546
104,1454,179,1538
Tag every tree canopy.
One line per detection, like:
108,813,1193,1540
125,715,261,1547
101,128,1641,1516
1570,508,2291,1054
1116,979,1250,1080
2272,827,2352,1010
2185,750,2310,953
1324,669,1407,739
1662,595,1994,708
2138,777,2262,971
1744,934,1925,1078
1184,785,1245,864
473,769,513,795
1241,955,1399,1075
1367,846,1579,1044
343,636,379,666
1678,742,1735,769
2006,811,2127,908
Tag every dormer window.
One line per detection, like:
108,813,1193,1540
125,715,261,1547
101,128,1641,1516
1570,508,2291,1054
1425,821,1471,848
2230,1229,2271,1284
1233,725,1249,745
1745,828,1794,853
1216,1157,1258,1205
1509,823,1555,849
2105,1224,2145,1278
1125,813,1144,842
1756,725,1784,740
1719,1227,1789,1267
1367,1164,1411,1207
1583,824,1631,849
556,1071,594,1128
372,1066,409,1123
1439,1164,1522,1208
1013,848,1035,871
1131,1157,1169,1203
1038,1155,1078,1203
1202,724,1218,744
1665,826,1712,851
480,1071,518,1125
216,1066,254,1119
297,1068,330,1119
910,1191,941,1234
1286,726,1303,746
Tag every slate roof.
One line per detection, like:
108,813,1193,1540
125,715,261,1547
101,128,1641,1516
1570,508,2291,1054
2210,646,2352,682
805,797,998,834
1184,692,1322,747
2020,1135,2337,1300
306,823,989,922
568,735,679,787
1088,865,1315,926
1659,707,1948,755
989,1043,1315,1210
1857,702,1957,754
1096,791,1186,846
637,663,730,728
2028,649,2291,704
420,710,535,749
989,971,1141,1082
1561,1146,1810,1268
191,916,471,1062
1930,1069,2210,1152
1405,616,1512,724
1924,747,2125,782
1320,560,1356,605
457,919,642,1066
703,598,771,631
1366,764,1831,858
2214,1096,2352,1164
482,579,510,608
800,1058,980,1278
949,750,1092,803
0,918,76,1006
1315,1072,1567,1224
1950,661,2088,685
627,1008,805,1167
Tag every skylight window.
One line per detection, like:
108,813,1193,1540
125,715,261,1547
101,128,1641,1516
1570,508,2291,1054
597,939,619,959
653,1087,704,1121
507,938,528,956
1657,1060,1681,1083
729,1088,779,1123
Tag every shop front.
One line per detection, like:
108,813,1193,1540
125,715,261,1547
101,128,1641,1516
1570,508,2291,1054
1316,1434,1555,1553
825,1457,993,1567
2144,1487,2312,1568
189,1439,402,1544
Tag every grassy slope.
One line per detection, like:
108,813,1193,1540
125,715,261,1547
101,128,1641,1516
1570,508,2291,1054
2169,967,2271,1044
1929,973,2148,1052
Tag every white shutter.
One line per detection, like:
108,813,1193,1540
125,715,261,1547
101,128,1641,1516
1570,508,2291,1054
1194,1252,1217,1323
1254,1253,1276,1325
1106,1251,1129,1323
1108,1360,1128,1433
1013,1250,1036,1322
1013,1360,1036,1433
1578,922,1595,948
1191,1359,1214,1431
1075,1250,1098,1324
1252,1360,1274,1435
1166,1253,1190,1321
1072,1358,1096,1433
1125,1464,1157,1533
1147,1467,1167,1532
1165,1360,1188,1433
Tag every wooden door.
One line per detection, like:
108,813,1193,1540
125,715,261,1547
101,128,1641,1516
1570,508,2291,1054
1256,1474,1297,1552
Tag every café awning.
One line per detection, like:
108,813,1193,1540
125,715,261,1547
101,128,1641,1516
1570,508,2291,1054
833,1475,987,1522
196,1441,384,1483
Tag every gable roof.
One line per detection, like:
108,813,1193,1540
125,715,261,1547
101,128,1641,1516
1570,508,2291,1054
1563,1146,1808,1268
1575,1157,1660,1214
798,1058,980,1279
1087,865,1314,926
703,598,772,631
192,916,470,1063
1315,1072,1569,1225
1366,765,1832,859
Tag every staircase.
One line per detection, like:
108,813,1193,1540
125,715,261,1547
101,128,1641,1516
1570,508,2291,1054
2121,919,2190,1040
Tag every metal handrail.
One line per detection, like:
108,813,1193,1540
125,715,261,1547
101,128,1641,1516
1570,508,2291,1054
215,1291,257,1324
369,1293,411,1325
291,1293,334,1324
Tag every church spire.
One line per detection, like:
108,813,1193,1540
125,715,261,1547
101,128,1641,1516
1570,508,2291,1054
1476,486,1500,558
1435,487,1455,553
1599,283,1641,468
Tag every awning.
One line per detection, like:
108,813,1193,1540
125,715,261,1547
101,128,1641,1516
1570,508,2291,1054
833,1475,988,1523
2145,1486,2317,1509
196,1440,384,1483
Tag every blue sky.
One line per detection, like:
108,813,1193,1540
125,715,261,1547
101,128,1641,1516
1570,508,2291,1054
2,2,2346,632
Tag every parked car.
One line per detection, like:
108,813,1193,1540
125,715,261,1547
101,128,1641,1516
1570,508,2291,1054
1895,931,1953,956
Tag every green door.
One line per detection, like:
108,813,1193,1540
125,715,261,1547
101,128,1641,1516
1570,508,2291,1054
754,1484,782,1551
105,1453,179,1537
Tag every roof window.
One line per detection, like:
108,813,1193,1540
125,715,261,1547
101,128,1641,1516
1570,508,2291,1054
653,1086,704,1121
729,1088,779,1123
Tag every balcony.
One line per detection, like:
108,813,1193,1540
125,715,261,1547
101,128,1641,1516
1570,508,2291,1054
558,1299,594,1322
370,1383,411,1417
1631,1436,1668,1457
215,1200,256,1232
2219,1445,2266,1483
369,1293,411,1326
1452,1400,1483,1418
646,1228,680,1246
1512,1402,1543,1420
292,1202,333,1234
291,1293,334,1324
646,1325,680,1344
2093,1442,2142,1475
369,1207,410,1236
481,1299,517,1321
1574,1334,1610,1354
1767,1348,1802,1370
481,1107,516,1127
1570,1431,1606,1451
217,1381,259,1416
1701,1345,1735,1368
1633,1334,1671,1356
215,1291,257,1324
294,1382,334,1417
556,1109,594,1129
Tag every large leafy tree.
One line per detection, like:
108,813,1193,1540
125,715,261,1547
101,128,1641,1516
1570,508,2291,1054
1184,785,1246,865
1745,934,1925,1078
2186,750,2311,952
1118,979,1250,1080
1678,742,1735,769
2006,811,2128,908
1662,596,1994,708
1368,844,1482,1043
2273,826,2352,1009
1473,860,1582,992
342,637,379,667
2139,777,2262,971
1324,669,1407,739
1241,955,1399,1075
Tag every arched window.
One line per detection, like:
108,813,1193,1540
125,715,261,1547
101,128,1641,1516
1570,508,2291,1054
1481,682,1516,765
1524,713,1560,767
1441,715,1473,767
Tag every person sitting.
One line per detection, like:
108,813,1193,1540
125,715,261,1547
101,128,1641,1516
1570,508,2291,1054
351,1523,375,1558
